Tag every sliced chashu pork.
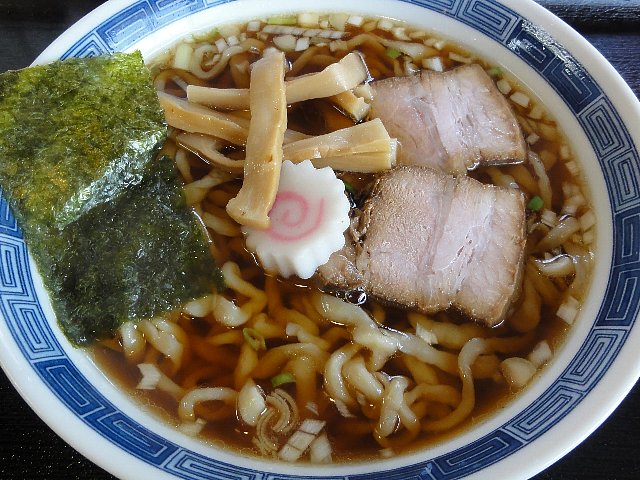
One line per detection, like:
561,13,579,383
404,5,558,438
318,166,526,326
370,64,527,174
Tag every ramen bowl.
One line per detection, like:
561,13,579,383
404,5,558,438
0,0,639,479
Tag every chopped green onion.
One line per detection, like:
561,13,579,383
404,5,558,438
486,66,503,77
271,372,296,388
385,47,401,59
527,195,544,211
342,179,356,195
243,328,266,351
191,27,219,43
267,15,297,25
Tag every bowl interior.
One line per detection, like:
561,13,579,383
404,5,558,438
1,0,639,479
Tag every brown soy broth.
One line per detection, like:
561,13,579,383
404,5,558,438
92,345,256,454
94,298,570,462
90,15,594,463
93,266,572,462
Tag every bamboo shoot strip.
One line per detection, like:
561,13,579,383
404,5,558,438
176,132,245,174
187,87,250,111
282,118,396,171
284,51,369,102
159,91,307,146
226,52,288,229
187,52,368,110
329,90,370,122
158,91,250,145
179,120,395,174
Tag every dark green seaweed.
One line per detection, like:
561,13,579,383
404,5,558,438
0,51,166,233
0,53,224,345
38,156,224,345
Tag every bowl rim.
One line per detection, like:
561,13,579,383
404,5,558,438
0,0,639,479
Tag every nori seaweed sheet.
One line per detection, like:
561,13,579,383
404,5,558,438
0,53,224,345
0,51,166,233
38,156,224,345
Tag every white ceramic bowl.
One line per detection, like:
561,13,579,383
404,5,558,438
1,0,639,479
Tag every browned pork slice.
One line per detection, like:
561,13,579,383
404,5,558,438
318,166,526,326
318,238,364,289
370,64,527,175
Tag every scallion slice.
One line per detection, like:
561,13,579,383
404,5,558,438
385,47,401,59
271,372,296,388
243,328,266,351
267,15,297,25
342,179,356,194
527,195,544,211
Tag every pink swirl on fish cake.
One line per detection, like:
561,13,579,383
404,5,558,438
267,191,325,242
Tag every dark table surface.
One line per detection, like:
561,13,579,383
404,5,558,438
0,0,639,478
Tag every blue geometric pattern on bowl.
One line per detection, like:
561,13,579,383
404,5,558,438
1,0,638,478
